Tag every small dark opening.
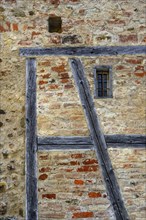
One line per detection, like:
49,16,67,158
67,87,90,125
94,66,113,99
48,16,62,33
97,72,108,97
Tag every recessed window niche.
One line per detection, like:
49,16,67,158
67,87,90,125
48,16,62,33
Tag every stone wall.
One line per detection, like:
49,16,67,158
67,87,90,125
0,0,145,219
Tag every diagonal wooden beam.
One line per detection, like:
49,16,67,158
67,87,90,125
69,58,130,220
26,58,38,220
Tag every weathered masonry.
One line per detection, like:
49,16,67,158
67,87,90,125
1,0,146,219
20,46,146,220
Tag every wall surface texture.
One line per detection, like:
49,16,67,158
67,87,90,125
0,0,146,219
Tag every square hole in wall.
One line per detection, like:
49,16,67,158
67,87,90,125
48,16,62,33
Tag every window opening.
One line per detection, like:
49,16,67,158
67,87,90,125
94,66,113,98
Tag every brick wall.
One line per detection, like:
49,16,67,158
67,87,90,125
38,149,146,219
0,0,145,219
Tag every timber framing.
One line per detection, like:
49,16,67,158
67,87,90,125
20,45,146,57
70,58,129,220
25,58,38,220
37,135,146,151
22,45,146,220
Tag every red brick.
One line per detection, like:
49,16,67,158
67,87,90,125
58,72,69,79
65,168,74,172
0,21,11,32
42,193,56,199
40,60,51,66
50,0,60,5
12,23,18,31
46,213,65,218
142,36,146,42
4,0,16,2
135,65,144,71
6,21,11,30
77,165,97,172
79,9,86,15
38,80,48,85
39,167,51,173
83,159,98,165
61,79,69,83
108,19,125,25
48,84,59,89
41,73,51,79
39,173,48,180
70,161,80,165
50,35,61,44
31,31,41,39
71,153,84,159
0,25,5,32
134,72,146,77
135,80,141,84
122,11,132,17
88,192,102,198
116,65,126,70
123,164,133,168
74,180,84,185
57,162,69,165
39,155,48,160
64,84,74,89
70,0,80,2
72,212,94,218
23,24,28,31
51,64,66,73
40,69,45,73
119,34,138,43
125,59,142,64
18,40,32,46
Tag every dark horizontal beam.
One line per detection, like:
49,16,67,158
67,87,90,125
20,46,146,57
37,135,146,151
38,144,145,151
38,136,91,145
105,134,146,144
38,145,93,151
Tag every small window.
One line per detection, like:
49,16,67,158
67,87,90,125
48,16,62,33
94,66,113,98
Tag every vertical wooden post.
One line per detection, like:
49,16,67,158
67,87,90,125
26,58,38,220
69,58,129,220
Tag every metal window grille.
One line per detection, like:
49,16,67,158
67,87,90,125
94,66,113,98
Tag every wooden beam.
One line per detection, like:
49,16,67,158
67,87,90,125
37,135,146,149
38,144,145,151
26,58,38,220
20,45,146,57
69,58,130,220
38,136,91,145
105,134,146,145
38,145,93,151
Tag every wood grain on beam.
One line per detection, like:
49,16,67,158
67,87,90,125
26,58,38,220
38,145,93,151
69,58,129,220
20,45,146,57
37,135,146,145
